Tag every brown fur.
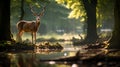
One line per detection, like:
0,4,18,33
16,20,40,44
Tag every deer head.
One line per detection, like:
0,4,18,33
30,5,46,22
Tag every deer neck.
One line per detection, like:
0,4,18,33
35,21,40,28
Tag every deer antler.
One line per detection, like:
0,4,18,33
39,6,46,16
30,5,37,16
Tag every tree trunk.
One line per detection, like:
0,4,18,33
0,0,13,41
20,0,25,20
109,0,120,49
82,0,98,43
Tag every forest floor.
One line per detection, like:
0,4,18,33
0,39,120,67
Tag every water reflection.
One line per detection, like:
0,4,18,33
0,41,78,67
0,49,118,67
0,41,118,67
0,43,88,67
0,52,76,67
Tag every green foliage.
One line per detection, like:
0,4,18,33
10,0,21,25
11,0,114,35
96,0,114,30
97,0,114,20
56,0,85,20
56,0,114,27
11,0,81,34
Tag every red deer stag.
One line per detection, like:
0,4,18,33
16,5,45,44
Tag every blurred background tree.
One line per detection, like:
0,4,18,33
55,0,114,43
10,0,81,36
109,0,120,49
10,0,115,44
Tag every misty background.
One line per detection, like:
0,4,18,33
10,0,114,41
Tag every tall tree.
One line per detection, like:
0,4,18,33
20,0,25,20
56,0,98,43
0,0,13,41
109,0,120,49
82,0,98,43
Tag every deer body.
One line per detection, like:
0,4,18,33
17,20,40,44
16,5,45,44
17,20,40,32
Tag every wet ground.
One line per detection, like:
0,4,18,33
0,41,120,67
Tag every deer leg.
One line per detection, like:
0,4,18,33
16,31,23,42
19,31,24,42
34,33,36,44
31,32,34,44
32,32,36,44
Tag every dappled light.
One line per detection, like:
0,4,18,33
0,0,120,67
56,0,86,20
